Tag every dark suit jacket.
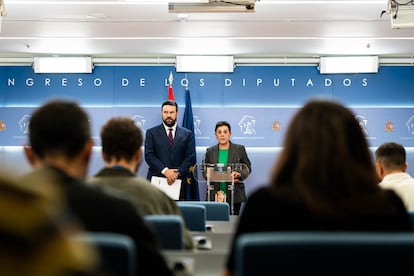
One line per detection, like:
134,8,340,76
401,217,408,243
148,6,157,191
145,123,195,200
21,167,173,276
203,141,251,203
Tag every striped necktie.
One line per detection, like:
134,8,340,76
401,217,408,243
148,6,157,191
168,128,173,146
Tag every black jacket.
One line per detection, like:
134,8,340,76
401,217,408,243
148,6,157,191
203,141,252,203
22,167,173,276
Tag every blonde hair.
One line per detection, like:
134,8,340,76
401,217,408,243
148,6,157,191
0,171,99,276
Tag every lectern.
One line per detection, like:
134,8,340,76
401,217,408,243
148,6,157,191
204,164,235,215
196,163,248,215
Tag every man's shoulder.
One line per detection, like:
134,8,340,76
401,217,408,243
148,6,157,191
125,177,172,198
20,167,72,189
147,124,162,132
89,175,165,197
21,167,58,179
177,126,192,136
88,176,177,215
77,180,143,216
100,176,152,189
22,169,140,214
381,172,414,187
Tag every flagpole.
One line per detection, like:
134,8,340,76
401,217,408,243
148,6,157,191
182,77,200,200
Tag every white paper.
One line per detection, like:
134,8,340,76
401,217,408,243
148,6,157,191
150,176,181,200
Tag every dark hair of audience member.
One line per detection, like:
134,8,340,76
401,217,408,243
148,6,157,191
269,99,386,215
28,100,91,159
100,117,143,163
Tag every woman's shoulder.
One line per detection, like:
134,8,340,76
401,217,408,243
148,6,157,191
206,144,219,151
229,142,246,150
381,188,409,210
247,186,274,202
242,185,306,220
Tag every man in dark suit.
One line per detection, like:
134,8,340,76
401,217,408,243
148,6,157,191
22,100,173,276
145,100,196,200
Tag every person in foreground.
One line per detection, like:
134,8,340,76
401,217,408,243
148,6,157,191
202,121,251,215
223,99,413,276
375,142,414,211
22,100,173,276
145,100,196,200
87,116,194,249
0,172,99,276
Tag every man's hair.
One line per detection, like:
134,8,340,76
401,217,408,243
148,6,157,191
100,117,143,162
375,142,406,171
161,100,178,111
28,100,91,159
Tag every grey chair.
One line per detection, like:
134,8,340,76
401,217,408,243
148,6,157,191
144,214,184,250
178,201,230,221
76,232,137,276
234,232,414,276
177,203,207,232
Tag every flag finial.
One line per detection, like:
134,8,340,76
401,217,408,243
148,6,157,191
167,71,175,101
169,71,173,85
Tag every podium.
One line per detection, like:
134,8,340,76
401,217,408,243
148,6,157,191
197,163,247,216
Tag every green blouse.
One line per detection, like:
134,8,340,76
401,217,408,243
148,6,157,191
218,148,229,194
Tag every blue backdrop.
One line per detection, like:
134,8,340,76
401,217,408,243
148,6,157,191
1,65,414,199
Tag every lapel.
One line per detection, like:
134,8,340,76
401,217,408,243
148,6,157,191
171,126,180,148
174,127,180,141
227,143,236,164
210,144,219,163
158,124,172,148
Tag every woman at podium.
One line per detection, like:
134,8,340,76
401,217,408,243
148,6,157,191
202,121,251,215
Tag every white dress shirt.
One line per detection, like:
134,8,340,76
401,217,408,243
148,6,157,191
379,172,414,211
161,123,177,174
163,124,176,139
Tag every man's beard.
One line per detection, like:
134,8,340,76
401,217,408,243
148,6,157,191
163,118,176,127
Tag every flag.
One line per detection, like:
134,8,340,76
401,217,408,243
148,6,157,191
168,71,175,101
182,86,200,200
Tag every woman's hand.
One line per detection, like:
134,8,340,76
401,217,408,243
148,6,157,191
232,171,241,183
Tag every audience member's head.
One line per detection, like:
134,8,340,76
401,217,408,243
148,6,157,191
270,99,380,214
375,142,407,180
0,172,98,276
100,117,143,172
24,100,93,178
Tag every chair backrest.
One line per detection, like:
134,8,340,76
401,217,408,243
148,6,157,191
235,232,414,276
408,211,414,227
177,203,207,232
179,201,230,221
144,215,184,250
76,232,137,276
